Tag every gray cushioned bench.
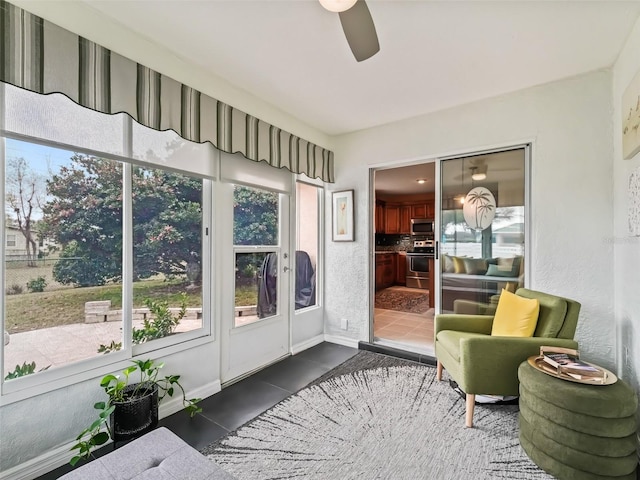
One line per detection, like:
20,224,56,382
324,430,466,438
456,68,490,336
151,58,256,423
59,427,234,480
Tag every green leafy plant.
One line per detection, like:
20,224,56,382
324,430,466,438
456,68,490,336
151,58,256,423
4,361,50,380
26,276,47,293
136,294,187,343
70,358,201,466
98,293,187,353
97,340,121,354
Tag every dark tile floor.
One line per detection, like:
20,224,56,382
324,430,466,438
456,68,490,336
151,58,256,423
36,342,358,479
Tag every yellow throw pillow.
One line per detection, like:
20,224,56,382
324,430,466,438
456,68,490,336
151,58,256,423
491,289,540,337
452,256,466,274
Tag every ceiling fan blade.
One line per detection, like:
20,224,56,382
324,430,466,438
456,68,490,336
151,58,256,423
338,0,379,62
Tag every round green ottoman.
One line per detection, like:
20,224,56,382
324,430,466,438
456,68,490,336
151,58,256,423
518,361,638,480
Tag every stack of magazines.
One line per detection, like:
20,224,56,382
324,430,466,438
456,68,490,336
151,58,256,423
538,346,606,383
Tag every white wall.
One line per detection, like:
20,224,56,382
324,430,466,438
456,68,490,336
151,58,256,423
613,16,640,403
326,70,616,367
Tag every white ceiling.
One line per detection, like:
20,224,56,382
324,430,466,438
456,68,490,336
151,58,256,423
80,0,640,136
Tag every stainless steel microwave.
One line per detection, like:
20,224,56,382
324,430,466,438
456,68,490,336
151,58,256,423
410,218,434,235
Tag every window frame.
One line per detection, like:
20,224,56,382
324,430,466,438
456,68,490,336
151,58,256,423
0,91,214,403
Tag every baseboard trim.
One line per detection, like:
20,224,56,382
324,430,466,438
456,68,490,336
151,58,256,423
0,380,222,480
159,379,221,417
0,440,77,480
323,334,360,349
291,334,325,355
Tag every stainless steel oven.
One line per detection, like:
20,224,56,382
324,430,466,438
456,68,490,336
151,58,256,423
406,254,430,289
406,240,434,289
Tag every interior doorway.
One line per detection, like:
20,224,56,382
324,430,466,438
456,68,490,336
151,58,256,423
371,146,528,356
372,162,436,355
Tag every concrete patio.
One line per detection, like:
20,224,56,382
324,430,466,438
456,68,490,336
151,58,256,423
3,318,203,377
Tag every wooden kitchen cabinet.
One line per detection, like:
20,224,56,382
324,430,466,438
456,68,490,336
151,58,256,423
376,194,436,234
396,253,407,285
426,201,435,219
375,253,396,290
375,257,384,290
375,201,385,233
385,206,400,234
411,201,435,219
399,206,412,234
411,203,428,218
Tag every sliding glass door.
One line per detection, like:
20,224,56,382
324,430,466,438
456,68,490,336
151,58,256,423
438,147,527,314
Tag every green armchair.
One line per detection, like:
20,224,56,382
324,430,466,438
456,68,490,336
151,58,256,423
435,288,581,427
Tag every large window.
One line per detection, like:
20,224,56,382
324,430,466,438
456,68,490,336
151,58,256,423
131,166,204,349
4,141,125,374
1,84,212,385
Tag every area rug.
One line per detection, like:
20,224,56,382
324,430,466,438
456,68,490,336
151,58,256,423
375,288,430,314
203,351,552,480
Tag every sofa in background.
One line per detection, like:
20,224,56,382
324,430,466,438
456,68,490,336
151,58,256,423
441,254,523,312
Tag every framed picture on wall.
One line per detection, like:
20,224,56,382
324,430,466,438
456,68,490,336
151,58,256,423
332,189,354,241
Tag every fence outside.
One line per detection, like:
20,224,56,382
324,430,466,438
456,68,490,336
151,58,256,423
5,257,66,294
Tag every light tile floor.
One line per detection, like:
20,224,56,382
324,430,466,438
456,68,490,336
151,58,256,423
373,287,435,355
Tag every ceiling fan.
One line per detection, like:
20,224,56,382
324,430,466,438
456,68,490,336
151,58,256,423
452,159,521,182
319,0,380,62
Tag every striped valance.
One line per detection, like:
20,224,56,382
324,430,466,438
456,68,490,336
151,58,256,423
0,1,334,182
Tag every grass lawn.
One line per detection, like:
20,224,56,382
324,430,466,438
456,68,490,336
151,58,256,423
6,280,259,334
236,285,258,307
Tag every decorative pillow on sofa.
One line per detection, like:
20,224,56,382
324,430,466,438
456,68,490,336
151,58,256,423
491,289,540,337
486,264,517,277
452,256,466,274
489,256,523,277
442,254,455,273
462,258,489,275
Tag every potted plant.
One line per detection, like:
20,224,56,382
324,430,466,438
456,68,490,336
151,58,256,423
70,358,201,466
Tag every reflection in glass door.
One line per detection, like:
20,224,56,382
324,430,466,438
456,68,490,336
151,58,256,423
438,148,527,314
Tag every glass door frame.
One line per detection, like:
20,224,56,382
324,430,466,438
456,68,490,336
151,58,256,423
434,143,531,315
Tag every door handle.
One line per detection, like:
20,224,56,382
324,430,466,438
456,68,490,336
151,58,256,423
283,266,290,272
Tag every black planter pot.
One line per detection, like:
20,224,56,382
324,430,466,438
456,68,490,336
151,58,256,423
110,382,159,443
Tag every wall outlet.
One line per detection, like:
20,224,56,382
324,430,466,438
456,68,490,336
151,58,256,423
340,318,348,330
